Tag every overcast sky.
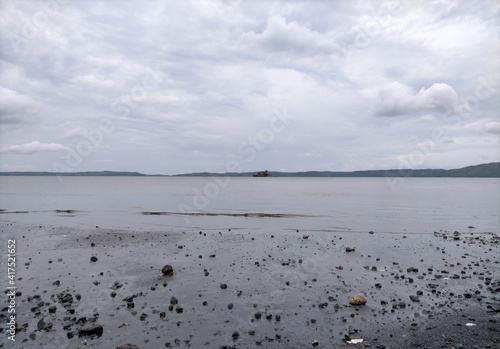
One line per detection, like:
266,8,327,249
1,0,499,174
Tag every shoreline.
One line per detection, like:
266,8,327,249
0,223,498,348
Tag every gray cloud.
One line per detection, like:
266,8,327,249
0,0,499,173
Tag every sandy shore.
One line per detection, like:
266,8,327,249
0,222,499,348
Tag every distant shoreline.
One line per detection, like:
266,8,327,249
0,162,499,177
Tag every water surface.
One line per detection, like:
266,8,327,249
0,176,498,233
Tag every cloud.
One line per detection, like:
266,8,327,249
0,85,39,124
374,82,459,117
242,15,343,56
485,121,500,134
0,141,68,154
0,0,498,172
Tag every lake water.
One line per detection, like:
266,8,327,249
0,176,498,234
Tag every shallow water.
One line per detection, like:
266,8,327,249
0,176,498,233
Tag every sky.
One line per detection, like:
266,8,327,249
0,0,499,175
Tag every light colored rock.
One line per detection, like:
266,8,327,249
349,293,367,305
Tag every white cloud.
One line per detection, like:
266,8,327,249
0,141,68,154
374,82,459,117
485,121,500,134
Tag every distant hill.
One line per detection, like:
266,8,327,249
0,162,499,177
173,162,500,178
0,170,148,177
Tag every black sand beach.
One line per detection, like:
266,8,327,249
1,223,499,348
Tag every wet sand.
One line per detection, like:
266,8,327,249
0,222,499,348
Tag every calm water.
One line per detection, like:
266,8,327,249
0,176,498,233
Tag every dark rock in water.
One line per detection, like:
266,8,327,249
48,306,57,313
349,293,367,305
116,345,140,349
52,280,60,286
369,231,374,234
220,283,228,289
170,296,178,305
90,256,98,263
78,324,103,338
345,247,355,252
161,265,174,276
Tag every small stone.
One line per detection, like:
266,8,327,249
78,324,103,338
220,283,228,289
90,256,98,262
116,345,140,349
312,339,319,346
349,293,367,305
161,265,174,276
409,295,420,302
345,247,355,252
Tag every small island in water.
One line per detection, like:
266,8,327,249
253,170,272,177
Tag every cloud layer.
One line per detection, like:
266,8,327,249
1,0,499,173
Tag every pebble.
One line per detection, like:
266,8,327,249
349,293,367,305
161,265,174,276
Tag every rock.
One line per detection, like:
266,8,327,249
345,247,355,252
170,296,178,305
37,318,46,331
78,324,103,338
409,295,420,302
90,256,98,262
220,283,228,289
161,265,174,276
349,293,367,305
116,345,140,349
369,231,374,234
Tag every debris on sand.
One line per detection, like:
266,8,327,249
161,264,174,276
349,293,367,305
